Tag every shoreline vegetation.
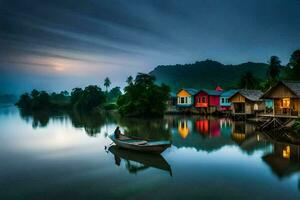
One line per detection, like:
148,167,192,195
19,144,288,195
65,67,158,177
15,50,300,133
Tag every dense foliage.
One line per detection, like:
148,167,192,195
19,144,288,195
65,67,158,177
16,90,52,110
17,85,106,112
71,85,106,112
287,50,300,81
117,73,170,117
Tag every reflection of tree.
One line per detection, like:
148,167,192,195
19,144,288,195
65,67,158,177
68,110,107,136
117,117,172,141
19,108,60,129
18,108,114,136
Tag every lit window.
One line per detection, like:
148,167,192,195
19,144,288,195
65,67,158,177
283,145,290,159
282,98,290,108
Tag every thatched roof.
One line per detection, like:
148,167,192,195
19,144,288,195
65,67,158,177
281,81,300,97
230,89,263,102
261,81,300,99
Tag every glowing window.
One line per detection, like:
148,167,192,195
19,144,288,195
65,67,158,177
283,145,290,159
282,98,290,108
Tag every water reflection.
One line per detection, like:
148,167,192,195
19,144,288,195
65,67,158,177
108,145,172,176
0,106,300,199
263,141,300,179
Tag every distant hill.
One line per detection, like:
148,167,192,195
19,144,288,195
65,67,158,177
149,60,269,91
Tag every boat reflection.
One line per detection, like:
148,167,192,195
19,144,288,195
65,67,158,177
108,145,172,176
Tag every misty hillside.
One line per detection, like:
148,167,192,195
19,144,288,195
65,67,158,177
149,60,269,91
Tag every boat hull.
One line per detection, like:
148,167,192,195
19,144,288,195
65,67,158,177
109,135,171,154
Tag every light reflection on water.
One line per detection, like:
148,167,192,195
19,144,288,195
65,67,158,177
0,105,300,199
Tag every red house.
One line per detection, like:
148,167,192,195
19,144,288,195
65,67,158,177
194,87,223,114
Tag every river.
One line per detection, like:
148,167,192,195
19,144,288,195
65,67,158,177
0,105,299,199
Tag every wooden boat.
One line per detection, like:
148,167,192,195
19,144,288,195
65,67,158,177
109,145,172,176
109,135,171,154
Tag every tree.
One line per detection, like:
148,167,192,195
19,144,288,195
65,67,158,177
107,87,122,102
240,71,260,90
117,73,170,117
126,76,133,85
287,50,300,80
104,77,111,92
267,56,281,81
264,56,281,90
75,85,106,112
16,93,32,108
71,88,83,105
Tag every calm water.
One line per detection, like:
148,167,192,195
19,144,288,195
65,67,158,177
0,105,300,200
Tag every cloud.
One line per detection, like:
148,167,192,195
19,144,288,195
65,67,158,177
0,0,300,93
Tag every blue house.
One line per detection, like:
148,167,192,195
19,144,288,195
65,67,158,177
220,90,238,111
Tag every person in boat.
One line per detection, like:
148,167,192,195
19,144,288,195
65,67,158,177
114,126,122,139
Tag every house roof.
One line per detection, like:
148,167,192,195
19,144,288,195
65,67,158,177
221,89,239,97
261,81,300,99
230,89,263,102
282,81,300,97
199,89,223,96
177,88,198,96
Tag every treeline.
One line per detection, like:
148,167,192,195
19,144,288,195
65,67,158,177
16,78,122,112
16,74,170,118
239,49,300,90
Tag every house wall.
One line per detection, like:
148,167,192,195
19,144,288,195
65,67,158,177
177,90,193,106
209,95,220,106
194,91,208,108
230,93,245,103
220,96,231,107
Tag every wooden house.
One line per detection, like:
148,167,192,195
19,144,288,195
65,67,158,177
220,90,238,111
260,81,300,118
176,88,198,108
194,87,223,114
228,90,264,116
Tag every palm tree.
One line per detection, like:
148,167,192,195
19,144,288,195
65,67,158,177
267,56,281,81
287,49,300,80
104,77,111,92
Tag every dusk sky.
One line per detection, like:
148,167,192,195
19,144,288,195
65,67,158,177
1,0,300,94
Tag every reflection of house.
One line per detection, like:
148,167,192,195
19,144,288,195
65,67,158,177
220,90,238,111
231,122,270,154
195,118,221,137
178,120,191,139
229,90,264,117
262,142,300,179
260,81,300,118
176,88,198,109
194,87,223,114
231,122,256,144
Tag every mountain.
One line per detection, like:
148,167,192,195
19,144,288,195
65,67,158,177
149,60,269,91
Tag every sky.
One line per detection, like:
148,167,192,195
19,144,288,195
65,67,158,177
0,0,300,94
